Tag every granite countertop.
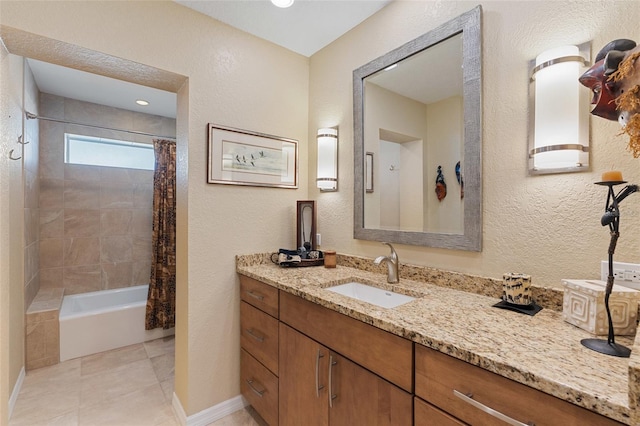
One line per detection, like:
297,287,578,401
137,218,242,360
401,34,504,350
236,253,640,425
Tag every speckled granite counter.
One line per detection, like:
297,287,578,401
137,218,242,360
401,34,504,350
237,253,640,425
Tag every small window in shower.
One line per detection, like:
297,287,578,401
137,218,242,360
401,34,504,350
64,133,155,170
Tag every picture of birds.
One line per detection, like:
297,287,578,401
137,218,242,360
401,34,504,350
435,165,447,202
222,141,284,176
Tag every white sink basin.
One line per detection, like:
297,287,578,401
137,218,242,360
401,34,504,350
326,282,416,309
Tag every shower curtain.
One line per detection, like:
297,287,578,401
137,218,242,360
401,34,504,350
145,139,176,330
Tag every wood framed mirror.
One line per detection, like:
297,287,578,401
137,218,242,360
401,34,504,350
353,6,482,251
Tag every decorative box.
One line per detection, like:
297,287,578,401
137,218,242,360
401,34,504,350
562,279,640,336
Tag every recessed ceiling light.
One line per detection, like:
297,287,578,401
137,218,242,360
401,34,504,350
136,99,149,106
271,0,294,8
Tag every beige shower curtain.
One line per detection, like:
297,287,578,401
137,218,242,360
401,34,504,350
145,139,176,330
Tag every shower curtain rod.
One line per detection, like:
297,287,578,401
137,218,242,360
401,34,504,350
25,111,176,140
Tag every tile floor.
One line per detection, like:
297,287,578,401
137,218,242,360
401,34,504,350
9,336,260,426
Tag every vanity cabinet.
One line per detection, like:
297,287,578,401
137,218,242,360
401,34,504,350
279,323,412,426
239,276,279,426
414,344,624,426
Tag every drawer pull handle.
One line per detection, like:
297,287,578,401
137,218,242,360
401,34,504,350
246,379,265,397
245,328,265,343
245,290,264,301
454,390,534,426
315,349,325,397
329,355,337,408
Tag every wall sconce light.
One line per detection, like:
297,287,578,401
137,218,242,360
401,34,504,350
529,43,590,174
317,127,338,191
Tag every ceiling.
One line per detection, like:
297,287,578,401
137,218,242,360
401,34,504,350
27,0,391,119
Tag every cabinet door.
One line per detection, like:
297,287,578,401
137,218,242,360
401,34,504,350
279,323,329,426
414,397,467,426
329,352,412,426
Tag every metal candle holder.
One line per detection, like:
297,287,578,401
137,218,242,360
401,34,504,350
581,180,638,358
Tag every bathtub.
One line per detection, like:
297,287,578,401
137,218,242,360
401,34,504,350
59,285,174,362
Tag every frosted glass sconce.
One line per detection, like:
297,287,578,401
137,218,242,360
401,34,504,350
317,127,338,191
529,43,591,174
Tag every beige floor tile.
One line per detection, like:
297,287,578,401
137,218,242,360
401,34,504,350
207,408,261,426
151,352,175,382
80,358,158,408
144,335,175,358
160,377,174,402
10,409,78,426
78,383,177,426
80,343,147,376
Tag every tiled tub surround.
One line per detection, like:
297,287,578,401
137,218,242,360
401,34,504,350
38,93,176,295
237,253,639,425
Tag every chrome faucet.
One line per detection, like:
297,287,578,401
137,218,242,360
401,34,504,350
374,242,399,283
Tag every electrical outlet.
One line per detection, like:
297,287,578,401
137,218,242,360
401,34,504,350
600,261,640,290
316,233,321,246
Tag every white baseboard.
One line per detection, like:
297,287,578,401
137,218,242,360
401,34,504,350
8,366,25,419
172,392,247,426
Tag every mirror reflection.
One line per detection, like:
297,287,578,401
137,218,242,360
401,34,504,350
353,6,482,251
364,33,464,234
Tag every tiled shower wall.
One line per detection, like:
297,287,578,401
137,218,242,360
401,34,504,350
38,94,176,295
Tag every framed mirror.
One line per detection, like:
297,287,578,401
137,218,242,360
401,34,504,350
297,200,316,251
353,6,482,251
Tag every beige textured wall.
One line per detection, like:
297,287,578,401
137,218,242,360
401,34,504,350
37,94,175,296
0,51,26,424
0,0,309,416
309,0,640,288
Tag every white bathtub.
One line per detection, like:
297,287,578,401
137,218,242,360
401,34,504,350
59,285,174,361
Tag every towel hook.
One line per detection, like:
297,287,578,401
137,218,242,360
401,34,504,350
17,135,29,145
9,149,22,161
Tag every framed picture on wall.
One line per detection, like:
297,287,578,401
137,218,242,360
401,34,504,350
207,124,298,189
365,152,374,193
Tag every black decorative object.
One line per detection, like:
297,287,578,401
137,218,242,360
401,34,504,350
581,179,638,358
492,300,542,316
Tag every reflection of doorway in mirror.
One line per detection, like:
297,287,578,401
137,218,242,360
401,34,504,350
377,137,424,232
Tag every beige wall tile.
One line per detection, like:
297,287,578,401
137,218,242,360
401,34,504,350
63,265,101,294
63,237,100,266
24,207,40,246
101,261,133,289
100,236,132,263
40,238,63,268
26,321,46,366
64,179,100,209
132,209,152,236
64,163,101,182
100,209,133,235
24,168,39,208
133,182,154,209
132,234,152,262
40,178,64,209
24,273,40,312
40,267,63,289
100,184,134,209
132,261,151,286
40,209,64,238
24,241,39,283
64,209,100,237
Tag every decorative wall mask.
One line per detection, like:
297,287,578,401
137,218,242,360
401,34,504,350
455,161,464,199
435,165,447,202
579,39,640,157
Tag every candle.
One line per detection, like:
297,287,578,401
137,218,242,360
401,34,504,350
601,170,623,182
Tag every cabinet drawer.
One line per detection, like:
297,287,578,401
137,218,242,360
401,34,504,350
414,397,466,426
240,275,279,318
415,345,623,426
241,348,278,426
241,301,279,375
280,290,412,392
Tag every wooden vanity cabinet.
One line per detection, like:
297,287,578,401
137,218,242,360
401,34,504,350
239,276,279,425
279,323,412,426
415,344,624,426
